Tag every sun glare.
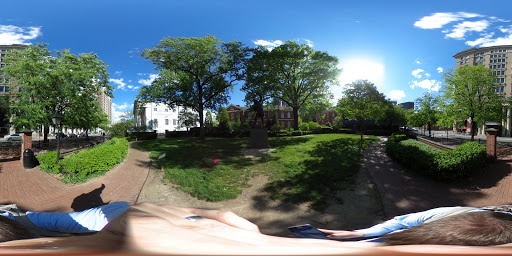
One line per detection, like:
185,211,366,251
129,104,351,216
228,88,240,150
338,58,385,86
331,58,385,102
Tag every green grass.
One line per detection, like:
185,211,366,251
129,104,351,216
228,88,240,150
138,134,378,210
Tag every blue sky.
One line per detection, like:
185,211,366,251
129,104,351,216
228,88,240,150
2,0,512,122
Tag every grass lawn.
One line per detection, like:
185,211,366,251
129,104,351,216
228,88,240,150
138,134,378,210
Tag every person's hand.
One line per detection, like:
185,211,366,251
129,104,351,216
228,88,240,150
318,229,365,240
101,203,376,255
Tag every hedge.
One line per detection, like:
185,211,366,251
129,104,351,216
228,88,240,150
37,137,129,183
386,134,486,181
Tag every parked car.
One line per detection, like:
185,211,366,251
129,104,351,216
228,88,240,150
69,133,78,138
79,132,87,137
4,134,22,141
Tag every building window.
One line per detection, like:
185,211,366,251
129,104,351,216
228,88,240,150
230,113,234,119
173,109,176,112
280,121,284,127
281,112,284,118
165,108,168,112
153,119,158,128
0,86,3,92
154,108,157,111
248,113,251,119
165,119,169,125
4,86,8,92
287,121,291,127
287,112,290,118
173,119,177,125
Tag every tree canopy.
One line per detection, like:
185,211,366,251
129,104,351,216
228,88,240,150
443,65,508,140
414,93,440,137
336,80,387,140
3,44,112,141
242,41,340,130
138,35,249,140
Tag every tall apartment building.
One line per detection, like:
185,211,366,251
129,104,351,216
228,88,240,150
453,45,512,136
0,44,27,96
98,87,112,122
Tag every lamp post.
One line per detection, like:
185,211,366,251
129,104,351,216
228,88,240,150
52,112,63,164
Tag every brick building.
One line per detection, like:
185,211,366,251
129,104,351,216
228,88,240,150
226,104,295,128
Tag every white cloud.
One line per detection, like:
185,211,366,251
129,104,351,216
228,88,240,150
111,102,134,123
410,79,441,92
414,12,481,29
138,73,159,86
114,71,122,76
445,20,490,39
415,12,512,48
411,69,424,78
109,78,126,90
388,90,406,101
415,60,422,64
253,39,283,50
0,25,42,45
437,67,444,73
425,73,431,78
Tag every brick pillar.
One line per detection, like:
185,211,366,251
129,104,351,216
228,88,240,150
21,130,33,161
486,129,498,161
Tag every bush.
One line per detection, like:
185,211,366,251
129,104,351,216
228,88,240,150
268,123,282,136
37,137,129,183
110,122,127,138
386,137,486,182
308,121,321,131
299,122,310,131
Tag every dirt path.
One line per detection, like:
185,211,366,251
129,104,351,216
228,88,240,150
136,153,384,237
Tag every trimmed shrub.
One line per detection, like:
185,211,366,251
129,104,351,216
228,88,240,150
308,121,321,130
37,137,129,183
299,122,310,131
386,137,486,182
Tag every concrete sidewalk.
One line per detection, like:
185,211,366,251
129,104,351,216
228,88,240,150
365,138,512,219
0,142,151,212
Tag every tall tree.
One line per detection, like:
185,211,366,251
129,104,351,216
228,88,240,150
415,93,440,137
3,44,112,142
444,65,508,141
138,35,249,141
244,41,340,130
336,80,387,140
178,109,200,131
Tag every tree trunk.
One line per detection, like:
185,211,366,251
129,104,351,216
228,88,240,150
470,117,476,141
428,122,432,137
199,104,205,141
292,106,299,130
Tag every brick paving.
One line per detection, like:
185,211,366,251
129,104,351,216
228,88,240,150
365,137,512,219
0,142,150,212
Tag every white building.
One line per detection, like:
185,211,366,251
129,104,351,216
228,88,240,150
133,101,215,133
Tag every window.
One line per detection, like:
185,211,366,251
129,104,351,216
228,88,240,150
173,119,177,125
165,108,168,112
4,86,8,92
154,108,157,111
173,109,176,112
501,87,505,92
0,86,3,92
248,113,251,119
280,121,284,127
230,113,234,119
281,112,284,118
287,121,291,127
287,112,290,118
153,119,158,128
165,119,169,125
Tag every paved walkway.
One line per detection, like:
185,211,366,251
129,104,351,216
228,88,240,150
364,137,512,219
0,142,151,212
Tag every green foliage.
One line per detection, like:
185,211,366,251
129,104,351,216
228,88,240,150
244,42,340,130
4,45,112,133
299,122,310,131
333,116,344,129
36,151,61,174
110,122,127,138
138,35,249,140
205,110,214,132
307,121,321,131
443,65,509,140
268,123,282,136
336,80,387,139
216,106,231,133
178,109,199,131
386,138,487,182
37,138,129,183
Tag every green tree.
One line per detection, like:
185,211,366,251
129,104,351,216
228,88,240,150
244,41,340,130
299,94,333,123
204,110,214,132
138,35,248,141
178,109,199,131
217,106,231,133
336,80,387,140
376,102,407,131
444,65,508,141
3,44,112,142
415,93,440,137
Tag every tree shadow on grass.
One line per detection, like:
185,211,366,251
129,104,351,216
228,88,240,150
264,137,375,211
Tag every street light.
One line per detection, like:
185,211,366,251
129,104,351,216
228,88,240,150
52,112,63,164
